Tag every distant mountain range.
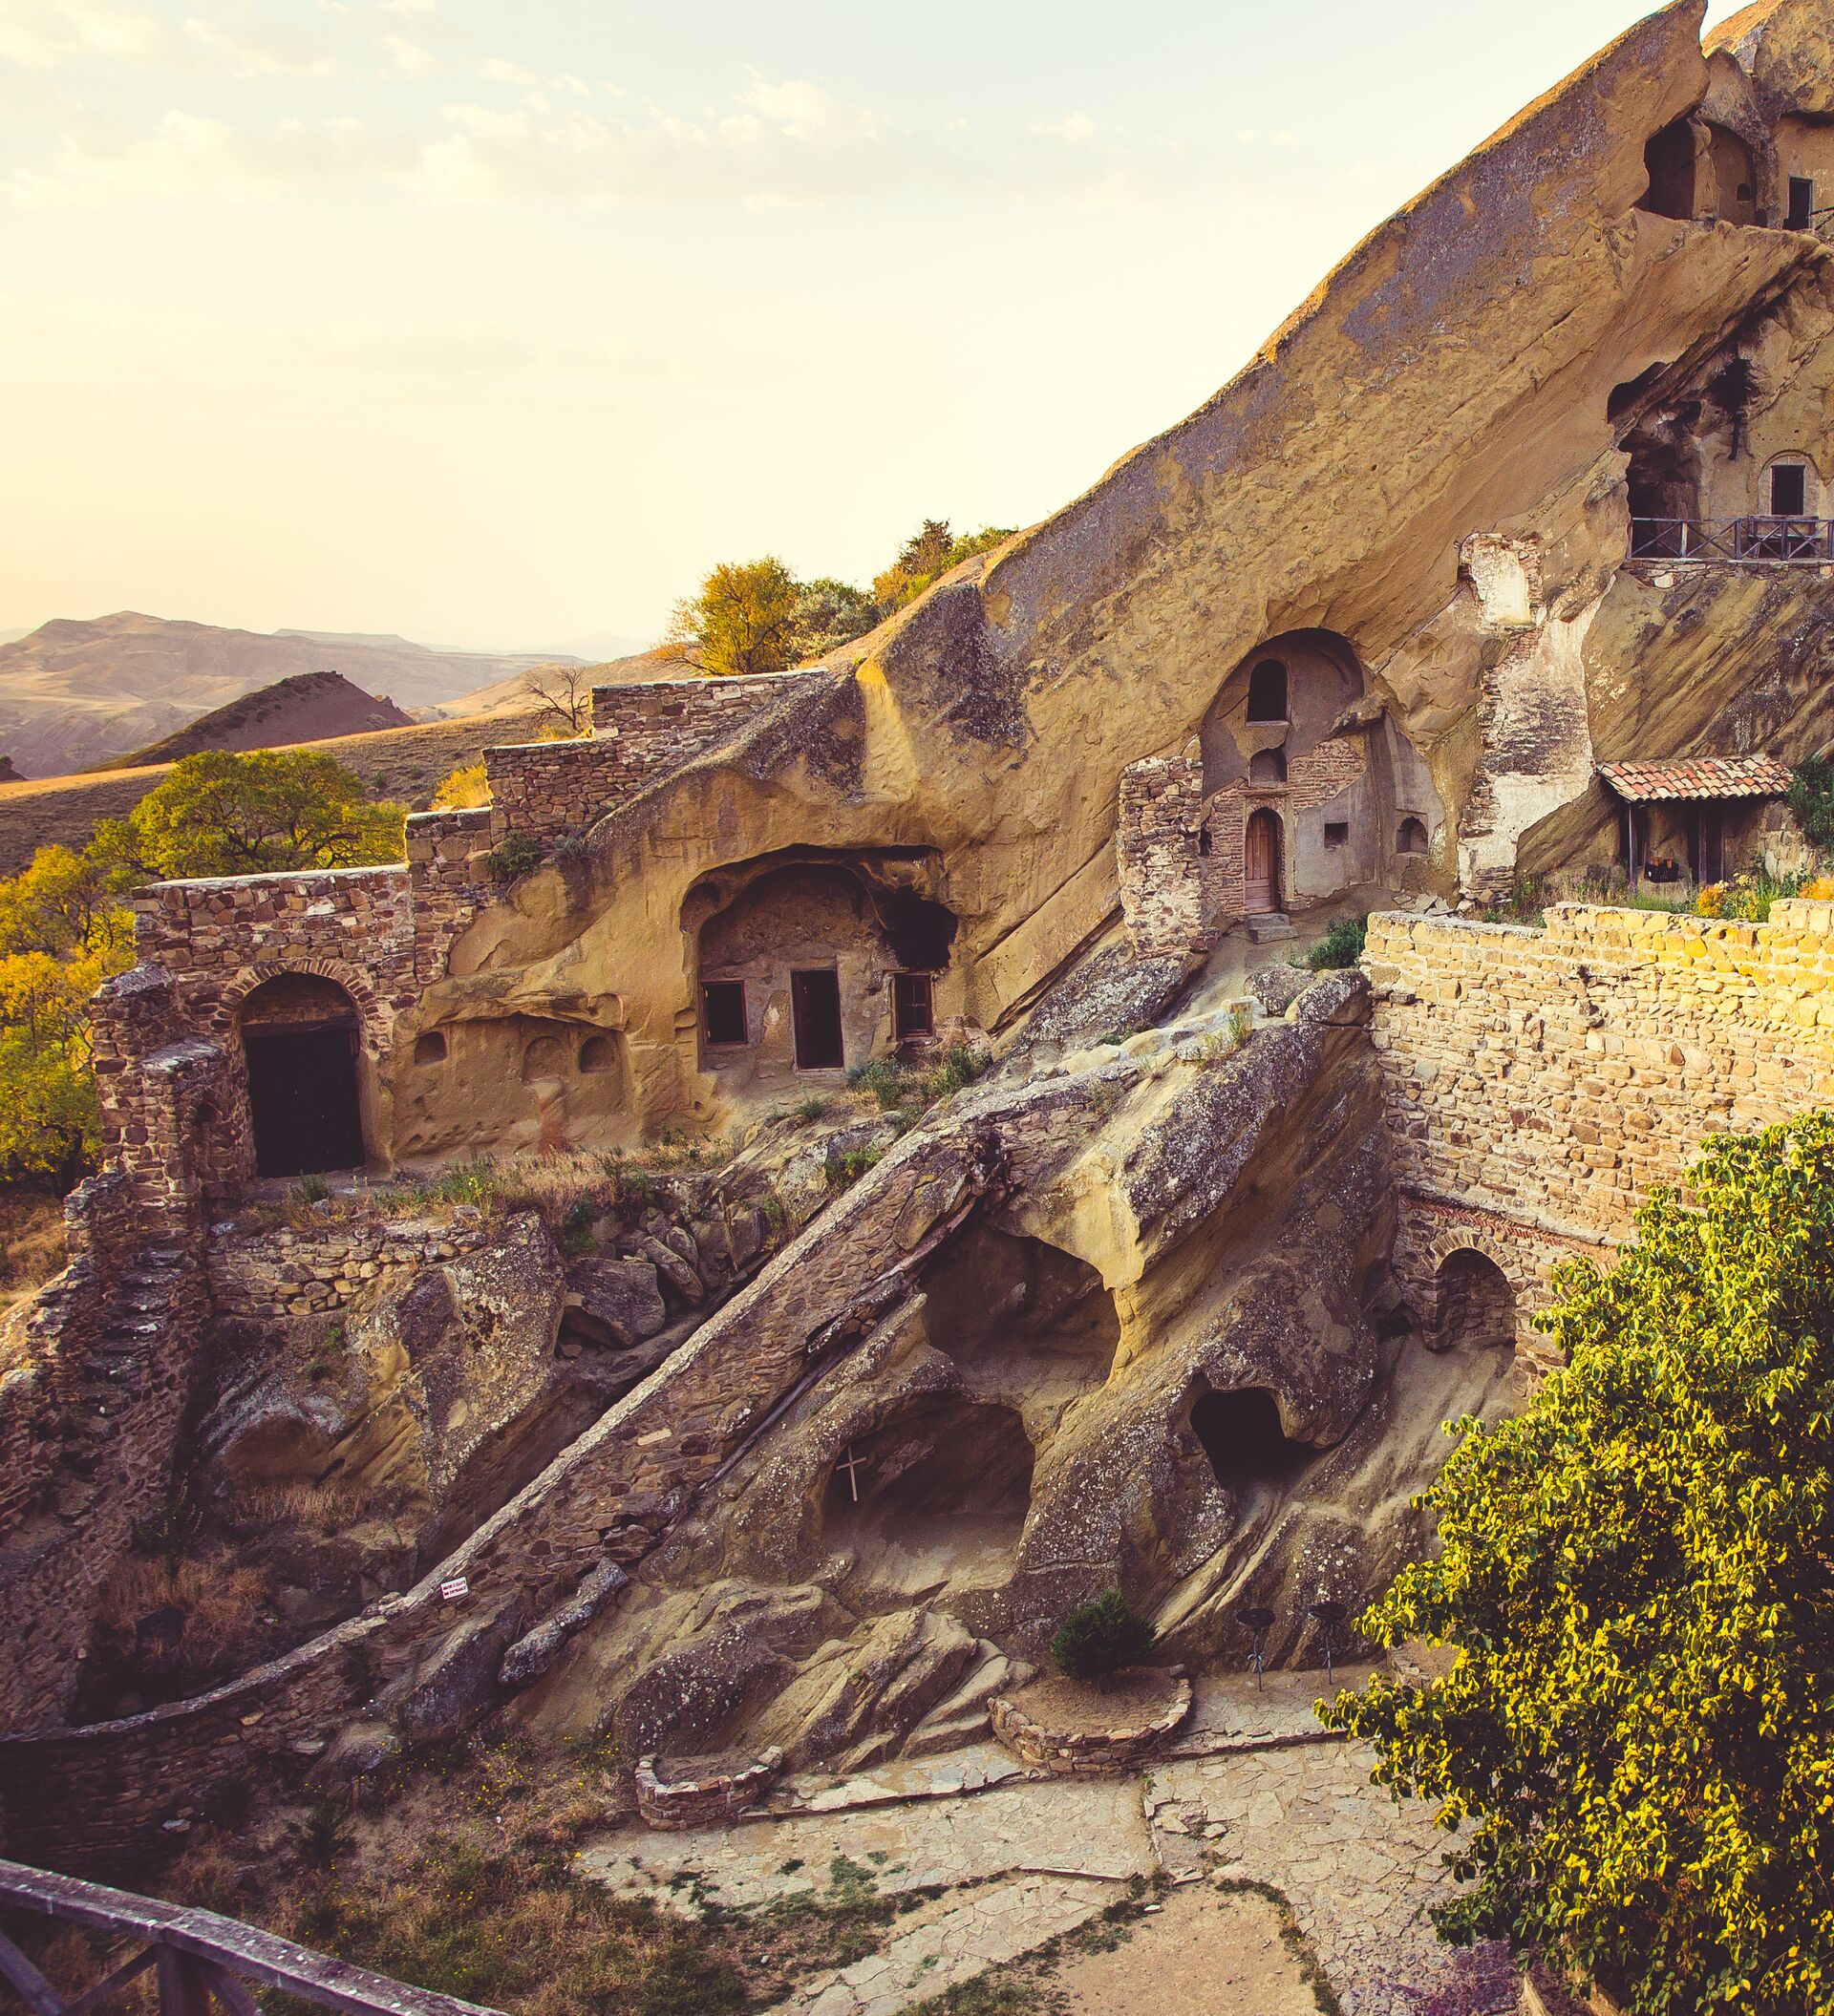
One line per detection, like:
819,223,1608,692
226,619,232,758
0,613,590,777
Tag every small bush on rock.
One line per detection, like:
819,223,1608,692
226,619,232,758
1051,1591,1156,1683
487,832,542,882
1308,913,1368,970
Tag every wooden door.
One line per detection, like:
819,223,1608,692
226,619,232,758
1244,809,1281,915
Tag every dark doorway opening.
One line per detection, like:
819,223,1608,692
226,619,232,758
240,976,364,1178
792,967,844,1070
1244,808,1283,915
1191,1388,1311,1490
1436,1248,1516,1353
1638,117,1695,219
1770,463,1808,517
891,971,934,1041
1691,803,1726,886
1789,176,1816,231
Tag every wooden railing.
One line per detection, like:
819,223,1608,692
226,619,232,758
1630,516,1834,562
0,1858,506,2016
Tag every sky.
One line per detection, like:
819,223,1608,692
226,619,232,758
2,0,1748,653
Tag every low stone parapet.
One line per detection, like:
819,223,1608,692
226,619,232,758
989,1669,1192,1774
634,1748,785,1830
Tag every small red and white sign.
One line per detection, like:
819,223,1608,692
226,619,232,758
439,1576,470,1602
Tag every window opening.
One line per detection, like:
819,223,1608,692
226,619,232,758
1246,660,1289,725
414,1030,448,1065
1324,821,1350,848
579,1033,615,1072
1397,817,1429,856
792,968,845,1071
702,980,748,1048
891,971,934,1041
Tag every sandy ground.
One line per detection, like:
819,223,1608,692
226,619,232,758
1050,1884,1317,2015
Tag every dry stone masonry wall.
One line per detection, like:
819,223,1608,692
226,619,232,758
1368,901,1834,1247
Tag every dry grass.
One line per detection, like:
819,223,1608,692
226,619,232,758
232,1477,375,1535
0,1186,67,1303
92,1554,269,1692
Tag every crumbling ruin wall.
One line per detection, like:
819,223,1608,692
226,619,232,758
1117,754,1207,957
1367,900,1834,1251
405,807,494,984
482,674,821,848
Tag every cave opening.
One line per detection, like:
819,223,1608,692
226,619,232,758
822,1395,1034,1595
1191,1388,1312,1491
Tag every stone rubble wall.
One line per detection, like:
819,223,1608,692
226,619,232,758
1367,900,1834,1249
1117,755,1209,959
1201,734,1368,923
205,1214,493,1323
482,673,818,849
404,807,494,985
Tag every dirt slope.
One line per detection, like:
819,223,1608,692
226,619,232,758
97,671,415,770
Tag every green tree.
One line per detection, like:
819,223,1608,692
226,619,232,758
794,576,877,660
665,556,806,678
871,519,1013,613
1786,754,1834,856
96,749,407,881
1324,1114,1834,2016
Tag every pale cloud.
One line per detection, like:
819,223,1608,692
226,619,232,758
4,60,1188,212
181,14,338,77
377,0,432,12
0,0,176,68
380,32,431,76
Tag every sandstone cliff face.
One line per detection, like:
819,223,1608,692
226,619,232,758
514,975,1519,1765
398,0,1834,1147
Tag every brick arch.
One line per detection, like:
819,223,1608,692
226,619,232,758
219,960,386,1055
1425,1231,1532,1354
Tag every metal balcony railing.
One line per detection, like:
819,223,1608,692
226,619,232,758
1629,516,1834,562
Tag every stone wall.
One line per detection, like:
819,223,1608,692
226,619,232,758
1367,900,1834,1251
1117,754,1209,959
405,807,494,985
483,673,818,849
205,1212,493,1323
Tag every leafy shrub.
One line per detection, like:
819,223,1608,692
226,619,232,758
1326,1112,1834,2016
1307,913,1369,970
823,1146,882,1193
1051,1591,1157,1683
486,832,542,882
430,761,489,812
293,1172,331,1204
793,1096,830,1124
287,1801,354,1873
1787,754,1834,853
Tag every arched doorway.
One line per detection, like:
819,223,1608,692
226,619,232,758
1436,1248,1516,1353
1244,808,1283,915
1190,1388,1311,1491
239,974,364,1178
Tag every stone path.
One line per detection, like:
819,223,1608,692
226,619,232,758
576,1670,1510,2016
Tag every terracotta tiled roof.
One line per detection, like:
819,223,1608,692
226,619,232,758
1596,755,1795,802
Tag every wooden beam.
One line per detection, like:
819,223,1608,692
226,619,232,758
157,1949,211,2016
62,1945,159,2016
194,1962,261,2016
0,1923,67,2016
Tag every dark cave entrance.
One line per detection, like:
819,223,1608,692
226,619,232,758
1191,1388,1312,1492
1436,1248,1517,1354
823,1396,1034,1592
240,974,365,1178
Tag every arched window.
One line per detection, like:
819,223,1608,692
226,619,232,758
1246,660,1289,724
414,1030,448,1065
1397,817,1429,856
1248,747,1287,785
579,1033,616,1073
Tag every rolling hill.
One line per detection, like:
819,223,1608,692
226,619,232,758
0,613,581,777
98,671,414,770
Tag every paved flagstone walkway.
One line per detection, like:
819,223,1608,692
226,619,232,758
576,1670,1513,2016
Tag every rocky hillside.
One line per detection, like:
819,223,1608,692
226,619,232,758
96,671,414,771
0,613,580,776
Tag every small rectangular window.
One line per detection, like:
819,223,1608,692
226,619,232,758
702,980,748,1048
891,972,934,1040
1771,464,1808,517
1324,821,1350,848
1789,176,1815,231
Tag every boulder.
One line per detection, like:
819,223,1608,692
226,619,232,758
565,1258,667,1347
